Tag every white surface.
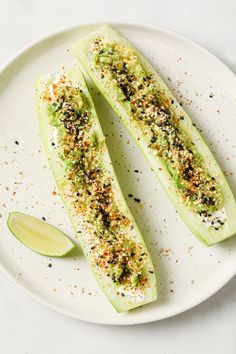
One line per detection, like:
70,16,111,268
1,22,236,325
0,0,235,352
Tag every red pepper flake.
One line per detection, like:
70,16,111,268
52,190,57,196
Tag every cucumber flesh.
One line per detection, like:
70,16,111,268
71,25,236,246
36,67,157,312
7,212,75,257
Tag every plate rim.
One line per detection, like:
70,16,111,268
0,21,235,325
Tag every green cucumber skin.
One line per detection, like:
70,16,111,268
71,25,236,246
36,67,157,312
7,212,76,257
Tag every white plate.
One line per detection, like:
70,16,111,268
0,22,236,325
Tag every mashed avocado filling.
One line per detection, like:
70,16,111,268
42,73,149,291
92,39,224,220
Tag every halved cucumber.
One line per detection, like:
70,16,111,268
36,67,157,312
71,25,236,246
7,212,75,256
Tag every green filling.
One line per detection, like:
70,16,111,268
43,74,148,290
92,40,223,215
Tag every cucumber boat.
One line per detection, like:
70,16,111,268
36,67,157,312
71,25,236,246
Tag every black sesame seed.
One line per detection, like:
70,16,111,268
150,136,156,144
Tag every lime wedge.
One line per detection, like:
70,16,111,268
7,212,76,257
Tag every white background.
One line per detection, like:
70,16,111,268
0,0,236,353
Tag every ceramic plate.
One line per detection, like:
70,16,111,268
0,22,236,325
